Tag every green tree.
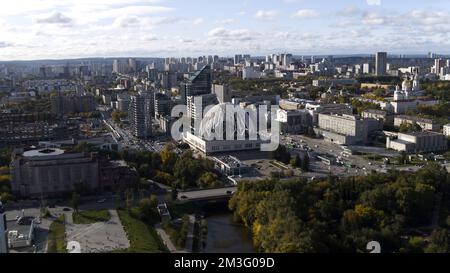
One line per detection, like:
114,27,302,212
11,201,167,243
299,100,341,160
71,192,80,214
301,154,310,172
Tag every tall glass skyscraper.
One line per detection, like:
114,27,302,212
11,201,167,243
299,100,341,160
375,52,387,76
181,65,212,104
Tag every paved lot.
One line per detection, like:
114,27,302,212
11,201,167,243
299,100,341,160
65,209,129,253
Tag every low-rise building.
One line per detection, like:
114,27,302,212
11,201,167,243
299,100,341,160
394,115,440,131
276,109,311,134
212,156,250,176
10,148,99,198
443,124,450,137
317,114,370,145
386,131,448,153
362,109,394,125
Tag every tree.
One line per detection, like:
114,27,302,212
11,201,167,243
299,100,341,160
399,122,422,133
301,154,310,172
71,192,80,214
290,155,302,168
160,144,178,172
198,172,219,188
426,229,450,253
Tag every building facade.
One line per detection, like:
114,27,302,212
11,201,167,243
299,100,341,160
386,132,448,153
129,92,153,139
394,115,440,132
317,114,369,145
10,148,99,198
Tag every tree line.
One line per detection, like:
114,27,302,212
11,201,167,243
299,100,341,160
229,163,450,253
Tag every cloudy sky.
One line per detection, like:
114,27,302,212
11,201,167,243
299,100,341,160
1,0,450,60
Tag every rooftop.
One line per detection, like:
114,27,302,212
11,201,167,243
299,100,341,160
395,115,434,124
23,148,65,157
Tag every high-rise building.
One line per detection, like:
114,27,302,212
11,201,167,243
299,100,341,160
160,71,177,90
154,93,172,119
113,59,127,74
234,55,243,65
180,65,212,104
212,84,232,103
363,63,372,74
375,52,387,76
187,93,218,134
128,58,137,73
129,92,153,139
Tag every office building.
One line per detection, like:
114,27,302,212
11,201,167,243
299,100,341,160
387,132,448,153
276,109,311,134
212,84,232,103
180,65,212,104
317,114,370,145
154,92,172,119
0,113,79,147
51,92,96,115
10,148,99,198
160,71,177,90
129,92,153,139
361,109,394,125
376,52,387,76
394,115,440,132
187,93,218,134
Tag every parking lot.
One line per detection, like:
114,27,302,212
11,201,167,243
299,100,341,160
65,209,129,253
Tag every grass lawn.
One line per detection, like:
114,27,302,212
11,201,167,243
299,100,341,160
73,210,111,224
117,209,167,253
47,215,66,253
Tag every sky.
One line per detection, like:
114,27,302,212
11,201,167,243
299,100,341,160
1,0,450,60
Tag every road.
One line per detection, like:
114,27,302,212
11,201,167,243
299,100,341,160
178,187,237,201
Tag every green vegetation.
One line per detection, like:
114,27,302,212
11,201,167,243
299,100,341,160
351,99,381,115
117,209,167,253
229,163,450,253
162,214,190,250
6,99,51,113
422,81,450,101
47,215,66,253
0,150,13,203
73,210,111,224
112,110,128,124
399,122,422,133
357,75,401,85
272,145,309,172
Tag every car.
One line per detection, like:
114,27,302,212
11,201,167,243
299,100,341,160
180,195,188,199
97,199,106,204
63,208,72,212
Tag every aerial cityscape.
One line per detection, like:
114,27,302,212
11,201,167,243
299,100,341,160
1,0,450,260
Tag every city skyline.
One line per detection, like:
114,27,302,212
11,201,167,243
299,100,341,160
1,0,450,61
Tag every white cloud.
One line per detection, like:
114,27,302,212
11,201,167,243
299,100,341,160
366,0,381,6
292,9,319,19
35,12,73,24
193,18,204,25
254,10,278,20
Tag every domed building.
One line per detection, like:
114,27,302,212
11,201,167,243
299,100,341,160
394,74,424,101
182,102,271,154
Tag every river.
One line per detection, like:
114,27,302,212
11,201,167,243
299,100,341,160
203,213,255,253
